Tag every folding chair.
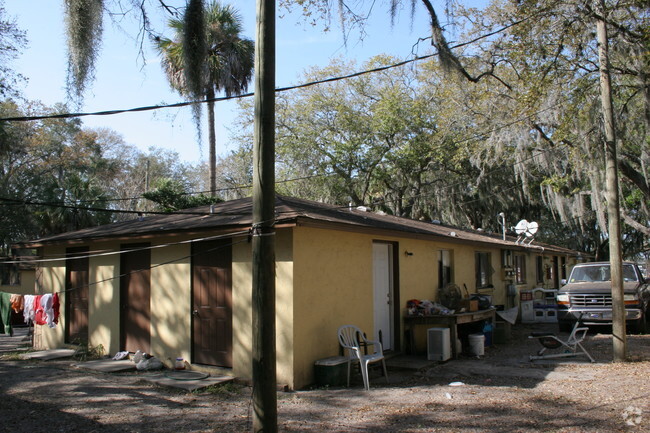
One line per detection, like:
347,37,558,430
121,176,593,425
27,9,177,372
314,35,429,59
529,319,595,363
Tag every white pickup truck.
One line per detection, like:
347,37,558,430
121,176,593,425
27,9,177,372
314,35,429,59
556,261,650,333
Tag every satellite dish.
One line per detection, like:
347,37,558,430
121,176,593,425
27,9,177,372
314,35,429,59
526,221,539,237
515,219,529,235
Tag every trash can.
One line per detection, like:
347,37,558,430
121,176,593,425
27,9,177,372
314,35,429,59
468,333,485,356
314,356,348,387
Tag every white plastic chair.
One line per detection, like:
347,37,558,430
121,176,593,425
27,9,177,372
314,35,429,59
337,325,389,390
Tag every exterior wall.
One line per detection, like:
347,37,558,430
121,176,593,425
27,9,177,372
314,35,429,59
292,226,375,389
231,230,294,388
511,251,580,308
232,239,252,382
33,245,66,350
275,230,294,388
150,242,191,366
89,241,120,355
291,226,514,389
398,238,439,302
0,268,36,295
29,226,580,391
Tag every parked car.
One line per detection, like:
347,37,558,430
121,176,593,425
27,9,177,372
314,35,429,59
556,261,650,333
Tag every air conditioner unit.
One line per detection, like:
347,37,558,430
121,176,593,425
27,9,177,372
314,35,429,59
427,327,451,361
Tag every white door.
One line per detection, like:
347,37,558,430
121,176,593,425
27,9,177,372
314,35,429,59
373,242,394,350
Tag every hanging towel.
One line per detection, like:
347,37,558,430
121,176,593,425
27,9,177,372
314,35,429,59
47,293,59,328
34,295,46,326
10,294,24,313
0,292,13,336
23,295,35,324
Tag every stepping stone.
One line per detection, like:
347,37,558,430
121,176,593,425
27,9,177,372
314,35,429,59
20,349,76,360
142,371,234,391
74,358,137,373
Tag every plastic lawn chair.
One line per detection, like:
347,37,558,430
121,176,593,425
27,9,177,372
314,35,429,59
337,325,389,390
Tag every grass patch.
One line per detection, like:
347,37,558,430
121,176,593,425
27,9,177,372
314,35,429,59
0,350,32,361
72,341,105,361
193,381,241,396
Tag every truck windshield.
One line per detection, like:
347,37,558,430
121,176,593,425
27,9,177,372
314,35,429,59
569,264,638,283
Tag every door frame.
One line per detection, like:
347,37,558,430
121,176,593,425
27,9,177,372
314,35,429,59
372,240,400,352
65,246,89,344
191,239,233,367
119,243,151,354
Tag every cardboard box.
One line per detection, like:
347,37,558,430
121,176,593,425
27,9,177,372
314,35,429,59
460,299,479,312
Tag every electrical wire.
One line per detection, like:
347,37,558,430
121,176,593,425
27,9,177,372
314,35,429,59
2,230,251,265
53,235,250,294
0,17,535,123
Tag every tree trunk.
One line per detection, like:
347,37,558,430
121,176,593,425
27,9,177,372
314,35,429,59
207,87,217,196
596,0,627,361
252,0,277,432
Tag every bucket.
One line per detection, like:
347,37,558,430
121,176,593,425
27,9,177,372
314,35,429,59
483,322,493,347
468,333,485,356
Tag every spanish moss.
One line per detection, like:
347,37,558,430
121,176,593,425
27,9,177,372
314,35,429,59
64,0,104,103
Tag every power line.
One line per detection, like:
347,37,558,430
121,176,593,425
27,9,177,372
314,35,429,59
3,230,250,265
0,18,531,123
0,196,213,216
53,236,250,294
0,171,340,215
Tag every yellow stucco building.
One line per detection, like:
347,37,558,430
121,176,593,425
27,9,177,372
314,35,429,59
19,196,581,389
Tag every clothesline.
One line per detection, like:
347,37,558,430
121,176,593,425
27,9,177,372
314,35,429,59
0,292,59,337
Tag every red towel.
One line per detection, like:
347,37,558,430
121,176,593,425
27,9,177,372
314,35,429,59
34,295,46,325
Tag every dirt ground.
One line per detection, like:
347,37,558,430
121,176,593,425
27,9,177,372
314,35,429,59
1,323,649,433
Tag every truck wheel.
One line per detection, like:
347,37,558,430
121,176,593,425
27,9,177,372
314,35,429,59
558,320,574,333
630,314,647,334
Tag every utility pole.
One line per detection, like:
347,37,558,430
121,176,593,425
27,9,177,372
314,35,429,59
252,0,277,431
595,0,627,361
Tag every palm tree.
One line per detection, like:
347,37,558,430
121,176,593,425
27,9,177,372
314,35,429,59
155,1,254,196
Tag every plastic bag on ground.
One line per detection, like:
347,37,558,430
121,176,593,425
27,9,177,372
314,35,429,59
136,357,163,371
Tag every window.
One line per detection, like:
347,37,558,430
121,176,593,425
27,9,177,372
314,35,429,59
536,256,544,284
547,257,557,285
501,250,513,268
475,252,492,288
438,250,453,288
0,262,20,286
514,254,526,284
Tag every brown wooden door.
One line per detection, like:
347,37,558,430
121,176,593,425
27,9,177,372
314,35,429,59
66,247,89,344
192,239,232,367
120,243,151,353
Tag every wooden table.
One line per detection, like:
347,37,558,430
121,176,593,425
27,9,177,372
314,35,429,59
404,309,496,358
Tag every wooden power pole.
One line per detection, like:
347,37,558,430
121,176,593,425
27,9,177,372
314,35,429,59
252,0,278,431
596,0,627,361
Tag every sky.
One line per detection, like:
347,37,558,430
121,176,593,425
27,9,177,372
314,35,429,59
5,0,487,163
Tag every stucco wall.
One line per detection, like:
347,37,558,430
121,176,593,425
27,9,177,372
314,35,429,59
150,242,191,366
31,228,580,391
232,239,252,382
89,241,120,355
33,245,66,350
231,230,294,387
290,226,517,389
292,227,375,389
0,269,36,295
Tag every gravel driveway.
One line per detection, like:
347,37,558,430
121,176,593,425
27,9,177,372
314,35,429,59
1,324,648,432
